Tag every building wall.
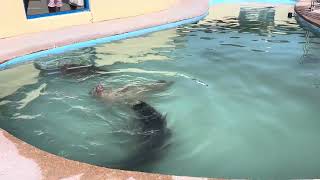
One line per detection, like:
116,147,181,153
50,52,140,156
1,0,176,39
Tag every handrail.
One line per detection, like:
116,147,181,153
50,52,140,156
311,0,320,11
311,0,315,9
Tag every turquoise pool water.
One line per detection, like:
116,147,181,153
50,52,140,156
1,2,320,179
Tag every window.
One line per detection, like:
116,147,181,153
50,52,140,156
23,0,89,19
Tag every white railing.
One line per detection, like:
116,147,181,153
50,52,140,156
311,0,320,11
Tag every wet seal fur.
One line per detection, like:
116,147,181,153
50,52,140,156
132,101,168,135
91,80,174,104
108,100,171,170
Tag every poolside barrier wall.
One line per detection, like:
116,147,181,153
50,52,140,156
0,0,209,69
1,0,175,39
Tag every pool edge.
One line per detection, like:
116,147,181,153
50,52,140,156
0,128,219,180
294,0,320,34
0,13,207,70
0,0,209,70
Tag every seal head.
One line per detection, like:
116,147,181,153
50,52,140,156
91,83,105,97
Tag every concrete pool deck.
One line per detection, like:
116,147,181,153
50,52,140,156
295,0,320,29
0,0,208,68
0,129,219,180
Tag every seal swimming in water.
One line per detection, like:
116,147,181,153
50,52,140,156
110,100,171,170
91,82,172,169
91,80,174,104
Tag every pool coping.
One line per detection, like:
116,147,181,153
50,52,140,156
0,129,218,180
0,0,209,70
294,0,320,32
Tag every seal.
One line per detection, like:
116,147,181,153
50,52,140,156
91,80,174,104
91,81,173,169
120,100,171,170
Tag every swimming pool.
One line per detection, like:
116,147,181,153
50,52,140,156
1,1,320,179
